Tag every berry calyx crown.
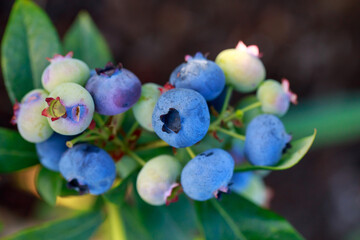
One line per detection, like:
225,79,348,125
184,52,209,62
95,62,123,77
236,41,262,58
42,97,67,121
46,52,73,62
281,78,298,104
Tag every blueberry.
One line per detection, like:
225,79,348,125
244,114,291,166
230,171,253,193
181,149,234,201
43,83,95,136
133,83,162,131
215,41,265,93
257,79,297,116
15,89,53,143
169,53,225,101
136,155,181,206
207,86,227,113
41,52,90,92
231,172,267,206
152,88,210,148
36,133,72,171
59,143,116,195
229,138,246,165
86,63,142,115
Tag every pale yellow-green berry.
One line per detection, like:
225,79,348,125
17,89,53,143
136,155,181,206
133,83,162,131
215,46,265,92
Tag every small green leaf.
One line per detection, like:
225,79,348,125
1,0,61,103
103,170,138,204
195,194,304,240
0,127,38,173
36,167,62,206
4,210,104,240
63,11,113,69
235,129,316,172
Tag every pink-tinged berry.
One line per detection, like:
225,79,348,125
136,155,181,206
215,41,266,93
41,52,90,92
43,83,94,135
257,78,297,116
15,89,53,143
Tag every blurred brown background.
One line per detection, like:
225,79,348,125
0,0,360,239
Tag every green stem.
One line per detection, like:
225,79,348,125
126,121,139,140
209,101,262,130
112,137,125,148
135,140,169,151
222,110,243,124
214,126,245,141
93,113,105,126
240,101,261,113
106,201,126,240
209,86,234,129
186,147,196,159
66,133,98,148
126,150,146,166
220,86,233,116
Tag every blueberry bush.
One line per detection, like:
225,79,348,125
0,1,317,239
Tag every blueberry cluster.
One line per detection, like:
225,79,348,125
12,41,298,205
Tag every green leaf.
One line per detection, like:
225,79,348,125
235,129,316,172
4,210,104,240
0,127,38,173
1,0,61,103
36,167,62,206
63,11,113,69
195,194,304,240
122,194,199,240
283,91,360,147
103,170,138,204
118,175,200,240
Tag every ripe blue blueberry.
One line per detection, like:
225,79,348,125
42,82,95,136
244,114,291,166
230,171,253,193
41,52,90,92
215,41,265,93
86,63,142,115
207,86,227,113
152,88,210,148
136,155,181,206
14,89,53,143
181,148,234,201
59,143,116,195
133,83,162,131
36,133,72,171
230,172,267,206
169,53,225,100
257,79,297,116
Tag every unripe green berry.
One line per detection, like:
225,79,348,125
133,83,162,131
41,52,90,92
215,41,265,92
